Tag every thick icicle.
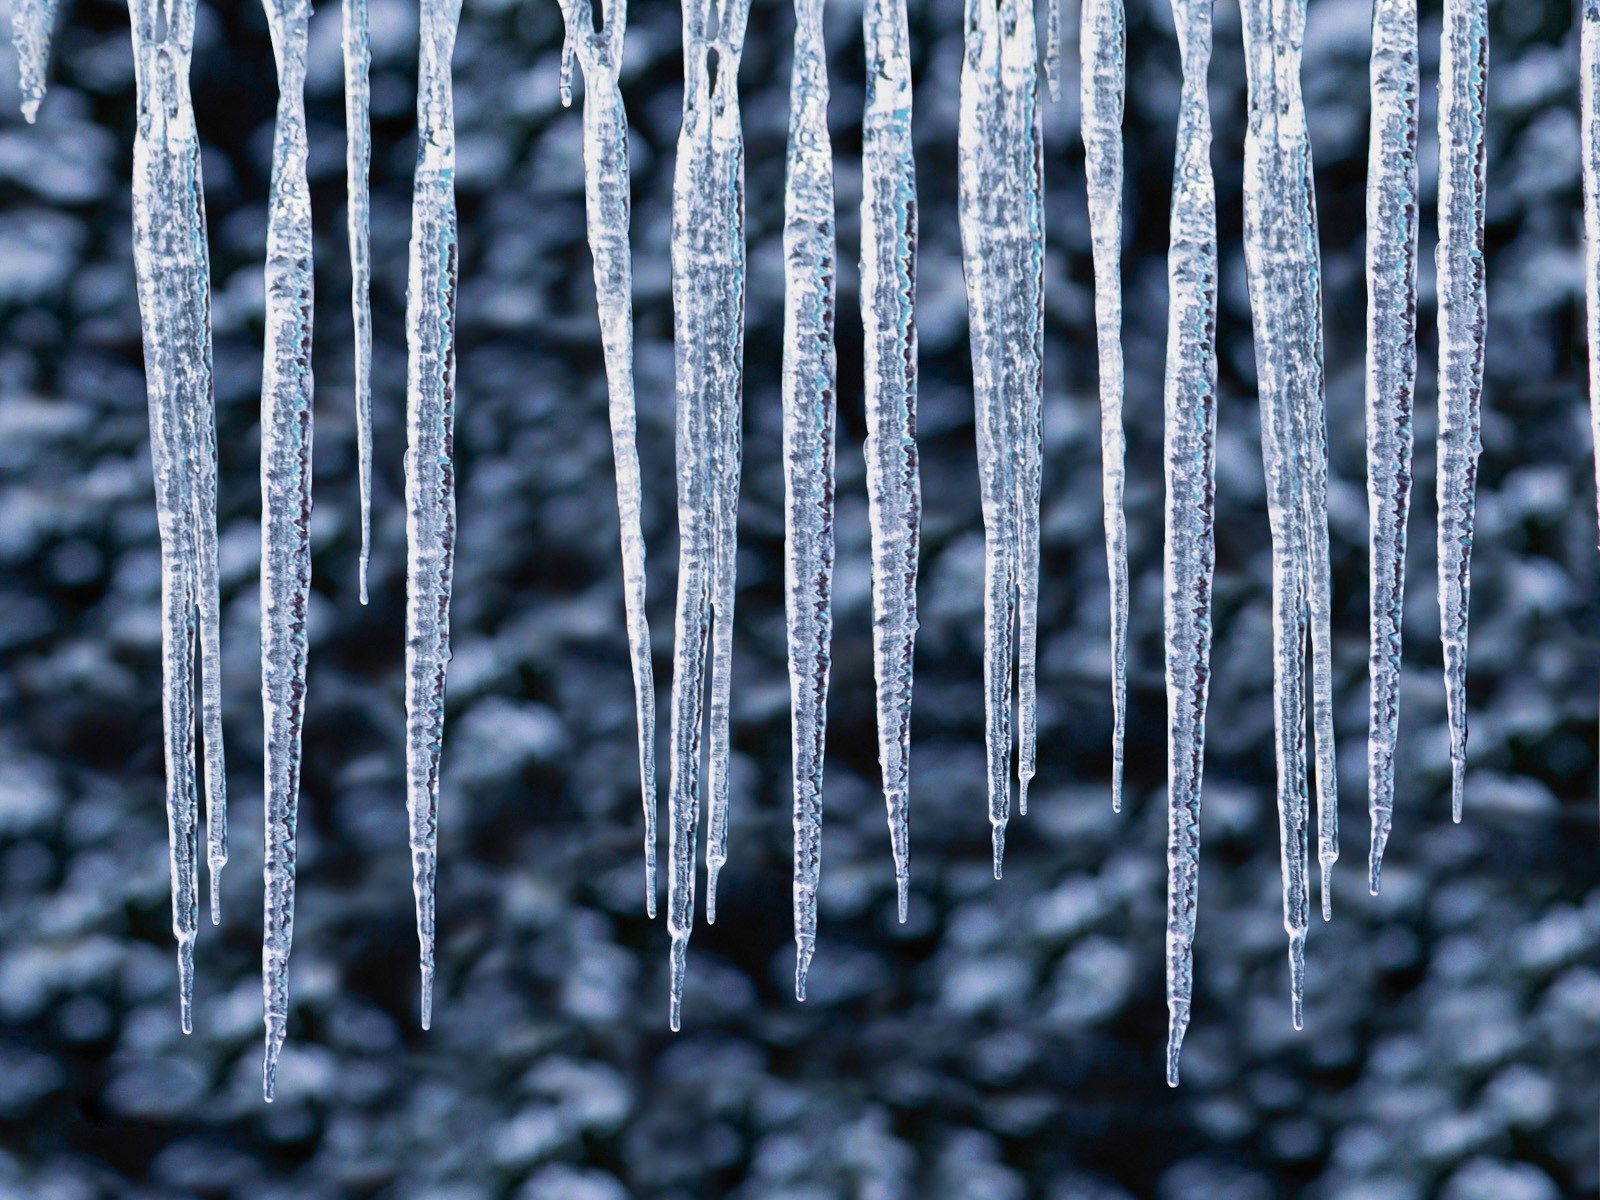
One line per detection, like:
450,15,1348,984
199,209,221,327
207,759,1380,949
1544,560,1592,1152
1240,0,1326,1025
1161,0,1217,1089
128,0,226,1033
1585,3,1600,543
11,0,57,122
667,0,749,1028
555,0,658,919
860,0,919,921
1435,0,1486,824
344,0,373,603
781,0,836,999
259,0,315,1103
404,0,463,1034
1080,0,1128,813
958,0,1044,872
1365,0,1419,892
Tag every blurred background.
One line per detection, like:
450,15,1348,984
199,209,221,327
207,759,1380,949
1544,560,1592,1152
0,0,1596,1195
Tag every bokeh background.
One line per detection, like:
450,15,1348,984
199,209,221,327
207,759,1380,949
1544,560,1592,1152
0,0,1596,1195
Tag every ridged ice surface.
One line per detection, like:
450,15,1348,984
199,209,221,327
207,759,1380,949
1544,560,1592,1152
343,0,373,603
10,0,56,122
1365,0,1419,892
556,0,658,919
1585,4,1600,549
127,0,227,1034
1161,0,1217,1090
860,0,919,922
1436,0,1486,825
1240,0,1330,1028
958,0,1044,874
404,0,463,1036
259,0,315,1103
780,0,835,999
1080,0,1127,813
667,0,749,1030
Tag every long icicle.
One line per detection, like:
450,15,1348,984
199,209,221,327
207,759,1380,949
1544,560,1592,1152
259,0,315,1102
667,0,750,1027
1081,0,1128,813
344,0,373,603
1365,0,1419,892
1162,0,1217,1089
861,0,920,921
781,0,836,999
1586,4,1600,542
11,0,58,122
1436,0,1486,825
404,0,463,1034
556,0,658,918
958,0,1044,872
128,0,226,1035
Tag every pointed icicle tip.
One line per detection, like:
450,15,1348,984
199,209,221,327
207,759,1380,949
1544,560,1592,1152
1368,829,1388,896
991,823,1006,881
1321,863,1334,922
1165,1004,1188,1088
705,865,721,925
178,937,194,1035
21,98,40,124
669,937,686,1032
1289,929,1306,1032
358,561,370,606
795,938,814,1002
1018,780,1030,818
896,875,909,924
420,965,434,1031
645,867,657,920
1111,758,1123,813
209,870,222,926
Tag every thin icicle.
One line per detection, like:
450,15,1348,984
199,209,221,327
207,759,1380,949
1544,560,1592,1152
259,0,315,1103
1585,3,1600,543
128,0,225,1034
11,0,57,122
861,0,919,921
1080,0,1127,813
404,0,463,1035
1436,0,1486,825
555,0,658,919
344,0,373,603
959,0,1044,873
781,0,836,999
1045,0,1060,103
1161,0,1217,1089
667,0,749,1028
1365,0,1419,893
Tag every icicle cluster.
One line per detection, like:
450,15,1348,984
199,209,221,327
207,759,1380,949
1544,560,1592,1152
126,0,228,1036
1435,0,1487,826
404,0,465,1035
780,0,836,1000
555,0,658,918
666,0,750,1031
861,0,920,925
958,0,1044,877
1365,0,1419,892
1161,0,1217,1090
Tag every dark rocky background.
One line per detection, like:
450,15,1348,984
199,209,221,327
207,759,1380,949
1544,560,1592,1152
0,0,1596,1195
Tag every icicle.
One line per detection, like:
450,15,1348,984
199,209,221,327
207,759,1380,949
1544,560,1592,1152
1435,0,1486,825
1080,0,1127,813
404,0,464,1035
344,0,373,603
1365,0,1419,893
258,0,315,1103
781,0,836,1000
1585,3,1600,544
861,0,919,921
11,0,57,122
1240,0,1329,1026
667,0,749,1028
958,0,1044,873
554,0,659,918
1044,0,1060,103
127,0,225,1034
1161,0,1217,1090
559,20,574,109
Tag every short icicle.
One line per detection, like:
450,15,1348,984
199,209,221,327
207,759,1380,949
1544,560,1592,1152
259,0,315,1102
11,0,58,122
958,0,1044,871
1080,0,1128,813
404,0,464,1034
860,0,920,921
781,0,836,998
555,0,658,918
1161,0,1218,1088
1436,0,1487,825
667,0,750,1027
1365,0,1419,892
127,0,226,1035
344,0,373,603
